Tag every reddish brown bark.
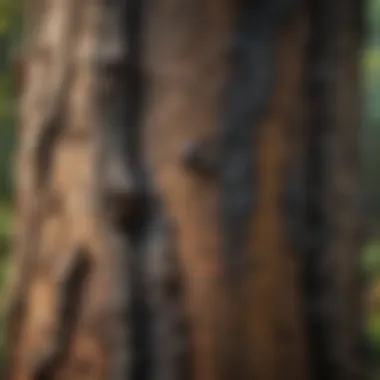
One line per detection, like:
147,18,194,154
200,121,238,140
3,1,362,380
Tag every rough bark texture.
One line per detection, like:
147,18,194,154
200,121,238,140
3,1,363,380
302,1,363,380
332,3,364,378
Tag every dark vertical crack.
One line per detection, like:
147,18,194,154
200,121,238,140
220,0,295,284
219,2,296,379
94,0,149,379
282,160,308,255
144,206,192,380
96,1,189,379
33,248,91,380
303,1,341,378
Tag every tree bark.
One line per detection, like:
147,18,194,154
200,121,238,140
302,1,363,379
3,1,363,380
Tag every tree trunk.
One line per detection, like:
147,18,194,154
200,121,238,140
3,1,363,380
303,1,363,379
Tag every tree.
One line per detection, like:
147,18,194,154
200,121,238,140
3,1,363,380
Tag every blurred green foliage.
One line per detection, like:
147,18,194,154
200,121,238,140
0,0,19,197
363,240,380,282
363,0,380,228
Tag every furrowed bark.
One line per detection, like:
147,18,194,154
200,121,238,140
302,1,363,379
93,1,140,378
143,1,309,380
220,0,296,285
32,247,90,380
5,0,79,377
219,3,308,380
303,2,337,377
332,3,364,378
142,2,236,379
6,0,135,378
231,4,309,380
5,1,363,379
144,207,192,380
6,0,191,378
